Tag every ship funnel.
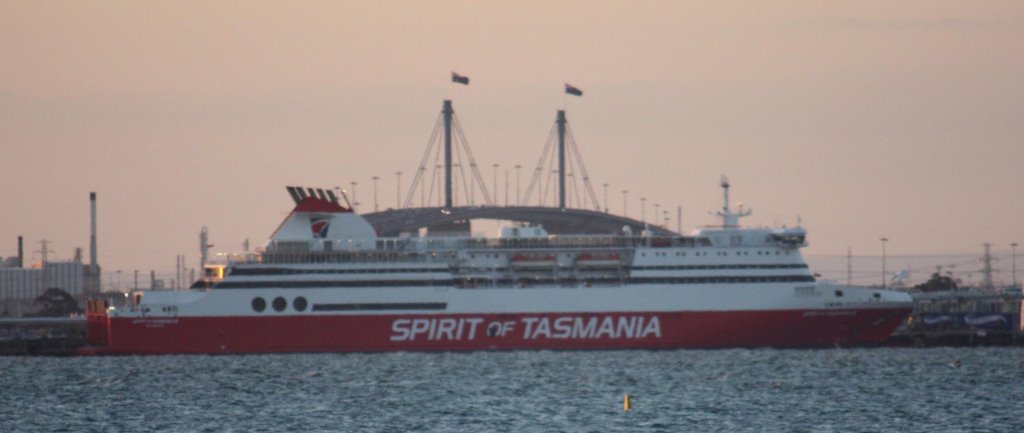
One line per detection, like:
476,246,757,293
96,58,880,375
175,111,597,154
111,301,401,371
286,186,342,206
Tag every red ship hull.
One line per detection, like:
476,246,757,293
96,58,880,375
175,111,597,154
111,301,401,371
87,307,911,355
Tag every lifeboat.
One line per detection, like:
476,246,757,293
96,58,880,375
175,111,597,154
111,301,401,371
509,254,558,269
575,253,623,268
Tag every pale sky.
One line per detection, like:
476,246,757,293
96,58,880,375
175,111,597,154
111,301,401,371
2,2,1022,287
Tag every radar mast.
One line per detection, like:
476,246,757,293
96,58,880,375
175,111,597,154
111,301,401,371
715,176,751,228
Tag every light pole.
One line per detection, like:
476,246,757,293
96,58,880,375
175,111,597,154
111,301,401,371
514,165,522,205
622,190,629,217
452,164,461,205
1012,242,1019,289
567,173,575,208
419,167,426,207
350,181,358,211
880,237,888,289
492,163,499,207
435,165,442,206
371,176,379,212
654,203,660,226
395,171,402,209
603,183,609,213
640,197,647,223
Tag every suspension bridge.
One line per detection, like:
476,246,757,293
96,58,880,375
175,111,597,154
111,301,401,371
360,98,676,237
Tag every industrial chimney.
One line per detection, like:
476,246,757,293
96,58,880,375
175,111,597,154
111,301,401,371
85,192,101,294
17,236,23,268
90,192,97,268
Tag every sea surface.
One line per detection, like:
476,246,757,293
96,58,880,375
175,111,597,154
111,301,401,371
1,347,1022,432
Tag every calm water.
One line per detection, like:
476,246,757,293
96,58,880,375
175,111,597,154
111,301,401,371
1,348,1022,432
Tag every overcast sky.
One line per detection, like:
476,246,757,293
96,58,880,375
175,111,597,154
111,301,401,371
2,2,1022,286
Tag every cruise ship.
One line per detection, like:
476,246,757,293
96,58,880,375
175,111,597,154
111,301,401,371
84,182,913,354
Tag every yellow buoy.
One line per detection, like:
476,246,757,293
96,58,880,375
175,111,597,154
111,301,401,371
623,393,632,411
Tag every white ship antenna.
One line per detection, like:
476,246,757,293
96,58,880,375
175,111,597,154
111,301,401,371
712,175,751,228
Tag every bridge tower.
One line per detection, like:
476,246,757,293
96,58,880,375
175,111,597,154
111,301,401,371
404,99,492,210
443,100,453,209
523,109,599,211
557,110,566,209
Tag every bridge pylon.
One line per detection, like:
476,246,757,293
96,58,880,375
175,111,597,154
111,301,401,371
404,99,492,209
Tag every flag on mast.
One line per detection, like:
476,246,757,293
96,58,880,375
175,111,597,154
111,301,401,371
452,72,470,85
564,83,583,96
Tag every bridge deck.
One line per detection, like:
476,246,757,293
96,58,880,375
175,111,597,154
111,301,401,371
362,206,677,237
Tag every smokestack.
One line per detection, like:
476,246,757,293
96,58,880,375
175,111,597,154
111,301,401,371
90,192,97,267
17,236,23,268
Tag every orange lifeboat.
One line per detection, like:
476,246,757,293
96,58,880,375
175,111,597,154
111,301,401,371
575,253,622,268
509,254,558,268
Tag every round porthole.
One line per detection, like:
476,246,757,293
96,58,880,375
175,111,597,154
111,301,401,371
293,296,308,312
272,297,287,312
252,297,266,312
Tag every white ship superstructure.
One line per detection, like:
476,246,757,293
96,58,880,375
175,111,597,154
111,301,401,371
84,183,912,354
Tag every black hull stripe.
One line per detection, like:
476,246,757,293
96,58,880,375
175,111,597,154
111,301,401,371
231,268,450,276
227,264,809,276
630,264,809,270
214,275,815,289
311,302,447,311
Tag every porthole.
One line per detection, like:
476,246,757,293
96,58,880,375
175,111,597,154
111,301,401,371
272,296,287,312
252,297,266,312
294,296,308,312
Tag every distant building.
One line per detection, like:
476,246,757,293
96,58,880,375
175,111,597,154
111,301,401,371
1,260,87,301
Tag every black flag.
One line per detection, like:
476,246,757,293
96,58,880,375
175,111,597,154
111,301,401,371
565,83,583,96
452,72,470,85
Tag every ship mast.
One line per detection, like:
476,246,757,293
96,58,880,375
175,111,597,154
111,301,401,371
715,176,751,228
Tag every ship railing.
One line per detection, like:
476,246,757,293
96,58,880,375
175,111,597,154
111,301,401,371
399,235,708,251
252,251,448,265
238,235,719,266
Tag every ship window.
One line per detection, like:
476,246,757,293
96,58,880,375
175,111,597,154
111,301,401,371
273,297,287,312
252,297,266,312
294,296,308,312
834,290,844,297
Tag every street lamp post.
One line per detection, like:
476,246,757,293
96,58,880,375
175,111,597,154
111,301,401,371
880,237,889,289
1012,242,1019,289
492,163,499,207
419,167,426,207
640,197,647,224
350,181,358,211
435,165,442,206
622,190,629,217
395,171,403,209
603,183,609,213
452,164,461,205
371,176,379,212
654,203,660,227
514,165,522,205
